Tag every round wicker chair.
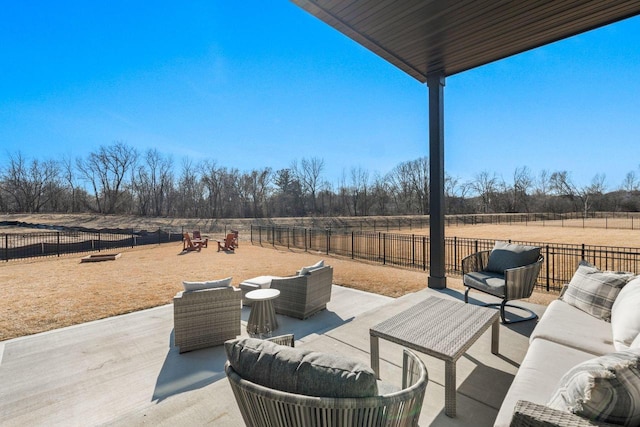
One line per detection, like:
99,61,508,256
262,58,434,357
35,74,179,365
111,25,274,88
225,335,428,427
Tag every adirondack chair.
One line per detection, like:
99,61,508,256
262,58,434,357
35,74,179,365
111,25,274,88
217,233,236,252
183,232,204,251
192,230,208,248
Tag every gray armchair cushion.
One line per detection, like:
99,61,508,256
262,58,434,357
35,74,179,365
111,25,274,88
485,241,541,274
464,271,506,297
225,337,378,398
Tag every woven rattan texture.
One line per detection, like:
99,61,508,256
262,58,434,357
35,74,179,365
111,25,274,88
371,297,498,361
173,286,241,353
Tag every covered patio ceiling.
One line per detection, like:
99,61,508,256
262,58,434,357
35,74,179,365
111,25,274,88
291,0,640,289
291,0,640,80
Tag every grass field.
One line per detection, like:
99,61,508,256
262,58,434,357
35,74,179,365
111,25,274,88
1,213,639,342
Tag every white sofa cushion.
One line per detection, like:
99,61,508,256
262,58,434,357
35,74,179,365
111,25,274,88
561,260,634,322
183,277,232,291
494,338,597,427
240,275,277,289
530,299,615,356
547,349,640,426
299,260,324,276
612,276,640,351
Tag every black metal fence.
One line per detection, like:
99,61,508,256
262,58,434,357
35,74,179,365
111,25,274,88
1,229,183,261
253,212,640,233
250,225,640,292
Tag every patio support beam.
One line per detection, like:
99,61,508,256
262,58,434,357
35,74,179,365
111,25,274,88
427,72,446,289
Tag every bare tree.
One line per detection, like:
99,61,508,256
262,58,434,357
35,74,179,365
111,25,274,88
621,170,639,192
0,152,61,212
76,142,138,214
550,171,607,216
131,149,174,216
350,166,369,216
470,170,499,213
292,157,325,214
175,158,203,217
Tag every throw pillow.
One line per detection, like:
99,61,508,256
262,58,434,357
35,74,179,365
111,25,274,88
183,276,232,291
547,349,640,426
225,337,378,398
485,241,541,274
612,276,640,350
299,259,325,276
562,261,634,322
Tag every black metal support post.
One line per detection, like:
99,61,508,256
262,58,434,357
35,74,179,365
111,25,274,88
427,72,446,289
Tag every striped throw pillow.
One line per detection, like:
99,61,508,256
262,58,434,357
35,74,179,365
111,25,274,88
562,261,634,321
547,350,640,426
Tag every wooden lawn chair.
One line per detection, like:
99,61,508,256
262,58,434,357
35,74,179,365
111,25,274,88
192,230,208,248
230,229,239,248
183,232,203,252
217,233,236,252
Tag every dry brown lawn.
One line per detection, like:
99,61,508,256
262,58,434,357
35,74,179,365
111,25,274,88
2,218,638,342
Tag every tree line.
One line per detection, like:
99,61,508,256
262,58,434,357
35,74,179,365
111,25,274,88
1,142,639,218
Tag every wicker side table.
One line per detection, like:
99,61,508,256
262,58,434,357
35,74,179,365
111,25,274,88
370,296,499,417
245,288,280,338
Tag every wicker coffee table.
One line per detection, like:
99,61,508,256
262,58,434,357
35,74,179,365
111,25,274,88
370,296,499,417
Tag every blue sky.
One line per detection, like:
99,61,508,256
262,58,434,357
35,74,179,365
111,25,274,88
1,1,639,191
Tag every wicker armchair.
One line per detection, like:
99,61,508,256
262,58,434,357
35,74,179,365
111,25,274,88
173,286,242,353
270,266,333,319
462,249,543,324
510,400,621,427
225,334,428,427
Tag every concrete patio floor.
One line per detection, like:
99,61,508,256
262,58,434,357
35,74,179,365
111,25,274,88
0,285,546,427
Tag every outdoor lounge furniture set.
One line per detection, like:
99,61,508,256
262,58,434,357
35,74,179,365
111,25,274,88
173,260,332,353
239,260,334,320
493,260,640,427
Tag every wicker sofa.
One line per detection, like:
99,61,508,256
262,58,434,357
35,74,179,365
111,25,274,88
225,334,428,427
240,263,333,319
495,263,640,427
173,282,242,353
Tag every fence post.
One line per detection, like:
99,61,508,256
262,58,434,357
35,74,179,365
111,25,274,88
4,234,7,261
98,232,101,252
287,227,290,249
581,243,585,260
304,228,307,252
326,229,330,255
351,232,354,259
158,229,161,245
546,245,550,292
131,229,135,248
412,234,415,267
422,236,426,271
272,226,275,247
454,236,458,272
383,233,386,265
